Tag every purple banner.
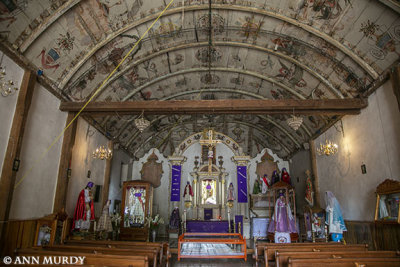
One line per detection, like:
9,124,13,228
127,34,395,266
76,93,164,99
237,166,248,203
170,165,181,201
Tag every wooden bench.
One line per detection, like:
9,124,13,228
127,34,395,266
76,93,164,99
266,244,368,266
254,241,345,264
275,250,400,267
253,242,366,266
65,239,170,266
16,248,149,267
288,257,400,267
43,245,159,267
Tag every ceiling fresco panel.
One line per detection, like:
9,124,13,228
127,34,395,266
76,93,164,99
2,0,399,159
24,20,75,82
0,0,46,44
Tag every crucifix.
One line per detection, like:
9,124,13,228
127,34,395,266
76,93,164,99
199,129,221,175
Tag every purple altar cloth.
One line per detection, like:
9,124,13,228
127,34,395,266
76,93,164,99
186,220,230,233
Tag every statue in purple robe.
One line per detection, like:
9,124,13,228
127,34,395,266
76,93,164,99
268,193,297,233
271,170,280,185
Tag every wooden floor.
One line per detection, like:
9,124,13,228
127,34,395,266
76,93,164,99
170,254,256,267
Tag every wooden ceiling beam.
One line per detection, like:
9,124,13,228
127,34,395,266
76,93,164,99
60,99,367,115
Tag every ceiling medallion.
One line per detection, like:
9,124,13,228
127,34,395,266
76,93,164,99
134,111,150,133
286,115,303,131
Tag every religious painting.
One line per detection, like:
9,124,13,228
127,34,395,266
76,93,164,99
124,186,147,227
375,179,400,224
201,179,217,205
34,219,56,247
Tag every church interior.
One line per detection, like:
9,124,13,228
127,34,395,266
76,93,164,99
1,0,400,266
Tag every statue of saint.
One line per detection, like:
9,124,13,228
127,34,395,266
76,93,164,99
96,200,113,236
72,182,95,230
281,168,291,185
325,191,347,234
183,181,193,202
252,179,261,194
305,170,314,206
261,174,270,194
271,170,280,185
268,192,297,234
227,182,235,202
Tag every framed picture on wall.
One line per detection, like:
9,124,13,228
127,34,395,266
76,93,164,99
34,219,56,247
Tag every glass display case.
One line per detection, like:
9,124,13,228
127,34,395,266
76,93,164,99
375,179,400,224
178,232,247,261
120,181,153,241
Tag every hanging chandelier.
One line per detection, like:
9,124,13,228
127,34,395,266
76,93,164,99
92,145,112,160
286,115,303,131
134,111,150,133
317,140,338,156
0,66,18,97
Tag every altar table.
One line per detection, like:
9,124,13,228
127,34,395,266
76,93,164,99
186,220,231,233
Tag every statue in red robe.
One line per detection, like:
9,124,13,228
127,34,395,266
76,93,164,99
183,181,193,202
72,182,95,230
281,168,291,185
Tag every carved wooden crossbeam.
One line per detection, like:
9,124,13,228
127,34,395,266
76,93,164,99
59,98,368,116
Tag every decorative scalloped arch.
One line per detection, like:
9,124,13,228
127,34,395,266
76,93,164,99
173,131,244,157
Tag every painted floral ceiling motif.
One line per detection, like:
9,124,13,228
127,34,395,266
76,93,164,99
1,0,399,159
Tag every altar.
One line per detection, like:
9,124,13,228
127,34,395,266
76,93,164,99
186,220,232,233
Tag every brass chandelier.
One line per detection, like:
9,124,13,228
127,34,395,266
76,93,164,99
0,66,18,97
317,140,338,156
92,145,112,160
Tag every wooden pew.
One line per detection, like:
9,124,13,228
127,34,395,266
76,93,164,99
275,250,400,267
262,243,368,267
16,248,149,267
254,242,366,266
43,245,159,267
288,257,400,267
65,239,169,266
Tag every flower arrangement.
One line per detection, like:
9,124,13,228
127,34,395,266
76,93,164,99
111,213,121,236
145,214,164,230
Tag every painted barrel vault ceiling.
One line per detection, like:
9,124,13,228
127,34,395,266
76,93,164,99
1,0,399,159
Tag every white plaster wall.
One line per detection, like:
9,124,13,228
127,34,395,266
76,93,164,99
9,83,67,219
108,149,131,214
289,149,312,213
316,81,400,221
66,118,109,218
0,52,24,176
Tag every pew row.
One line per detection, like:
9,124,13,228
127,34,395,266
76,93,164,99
275,250,400,267
15,248,149,267
253,241,368,266
287,257,400,267
43,245,159,267
64,239,170,266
